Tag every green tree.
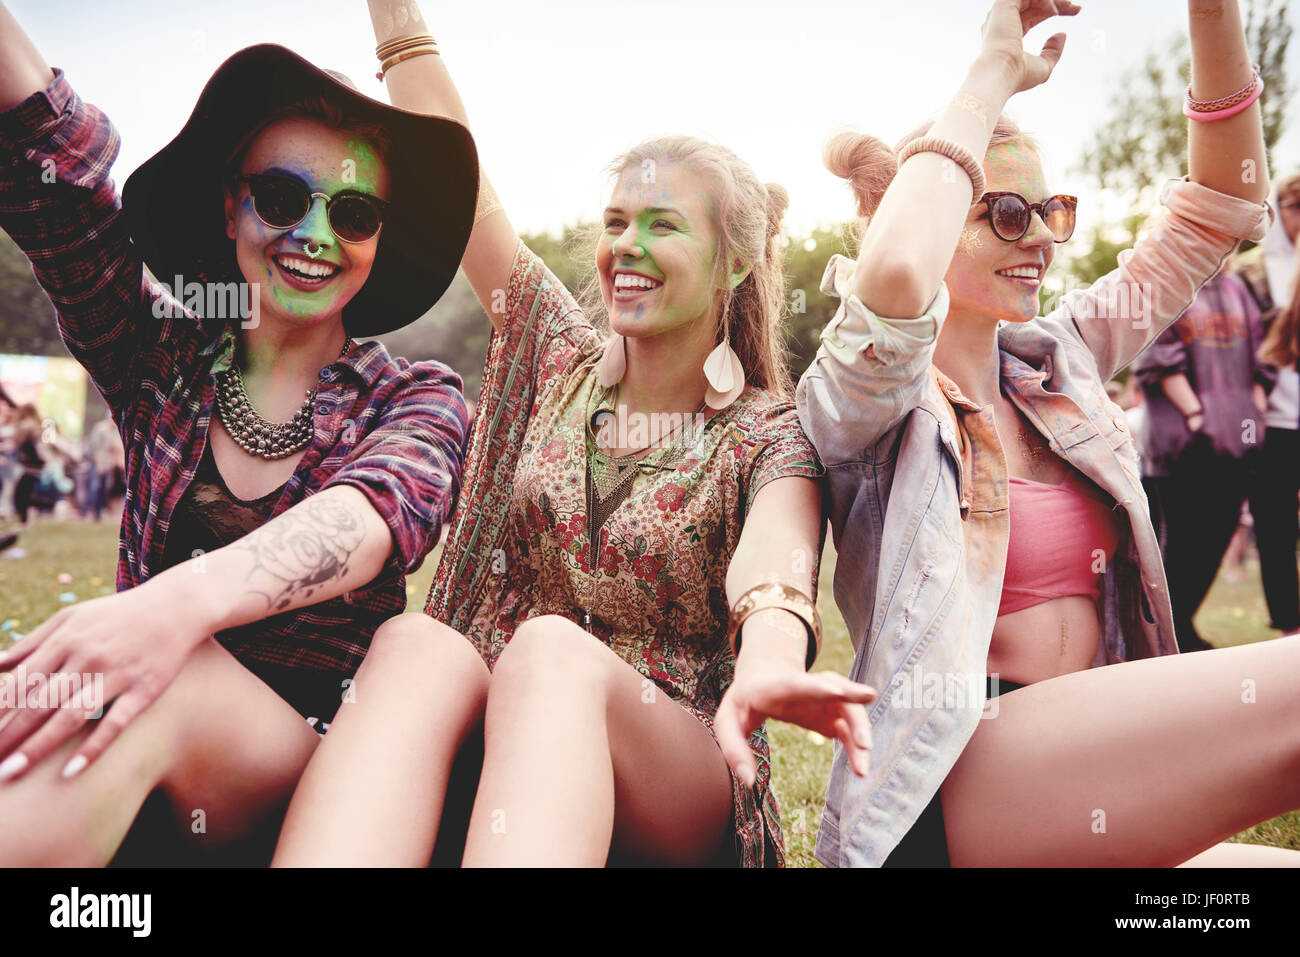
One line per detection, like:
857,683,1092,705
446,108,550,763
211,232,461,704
0,230,62,356
780,226,858,379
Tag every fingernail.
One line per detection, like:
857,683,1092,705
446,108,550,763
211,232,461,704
62,755,87,779
0,753,29,782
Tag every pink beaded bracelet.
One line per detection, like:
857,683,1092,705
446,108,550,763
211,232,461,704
1186,65,1260,112
1183,77,1264,122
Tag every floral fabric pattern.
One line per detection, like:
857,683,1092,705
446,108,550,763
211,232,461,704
429,242,824,866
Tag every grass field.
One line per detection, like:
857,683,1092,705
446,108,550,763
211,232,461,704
1,515,1296,866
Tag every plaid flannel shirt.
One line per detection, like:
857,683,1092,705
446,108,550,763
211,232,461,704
0,69,467,719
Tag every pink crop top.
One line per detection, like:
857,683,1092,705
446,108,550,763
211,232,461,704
998,472,1124,617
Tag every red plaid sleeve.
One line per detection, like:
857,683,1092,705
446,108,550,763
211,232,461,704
321,360,469,585
0,68,187,419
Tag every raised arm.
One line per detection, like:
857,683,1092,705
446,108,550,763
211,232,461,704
853,0,1077,318
1027,2,1271,380
367,0,518,332
797,1,1078,463
1186,0,1267,204
0,2,50,109
0,3,186,421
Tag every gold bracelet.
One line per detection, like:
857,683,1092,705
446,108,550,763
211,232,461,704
377,38,436,62
376,33,436,59
727,582,821,670
377,46,439,80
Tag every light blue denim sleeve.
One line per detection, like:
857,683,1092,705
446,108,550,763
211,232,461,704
1025,178,1271,381
795,253,948,466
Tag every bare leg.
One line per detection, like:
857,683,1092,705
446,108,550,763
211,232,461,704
1178,843,1300,866
941,635,1300,866
462,616,734,867
0,638,320,865
272,613,489,866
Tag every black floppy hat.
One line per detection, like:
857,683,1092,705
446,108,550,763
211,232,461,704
122,43,477,337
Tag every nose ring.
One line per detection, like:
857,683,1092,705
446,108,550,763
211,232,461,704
303,241,324,259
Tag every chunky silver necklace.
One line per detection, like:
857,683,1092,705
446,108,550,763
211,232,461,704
214,337,352,460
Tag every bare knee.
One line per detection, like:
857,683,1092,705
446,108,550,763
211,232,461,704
492,616,608,695
365,613,487,682
345,613,490,720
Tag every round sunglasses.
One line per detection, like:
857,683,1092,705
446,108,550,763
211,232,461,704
236,172,389,244
975,192,1077,244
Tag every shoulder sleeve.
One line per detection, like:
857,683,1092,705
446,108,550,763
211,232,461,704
1026,178,1271,381
742,405,825,516
500,241,600,395
426,243,595,630
796,253,948,466
0,68,196,422
320,361,468,586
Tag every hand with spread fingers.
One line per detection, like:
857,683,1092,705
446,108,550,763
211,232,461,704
979,0,1082,94
714,617,877,789
0,582,206,784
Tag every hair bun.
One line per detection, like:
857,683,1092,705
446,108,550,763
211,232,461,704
822,129,898,220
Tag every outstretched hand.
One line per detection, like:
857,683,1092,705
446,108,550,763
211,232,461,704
715,653,877,788
979,0,1082,95
0,584,206,783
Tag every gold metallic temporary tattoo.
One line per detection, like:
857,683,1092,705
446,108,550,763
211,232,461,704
957,227,984,254
954,92,990,125
1059,620,1068,657
475,173,504,225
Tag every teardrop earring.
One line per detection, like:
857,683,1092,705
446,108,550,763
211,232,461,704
703,320,745,409
597,333,627,388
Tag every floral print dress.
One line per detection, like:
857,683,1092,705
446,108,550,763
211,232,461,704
428,242,824,866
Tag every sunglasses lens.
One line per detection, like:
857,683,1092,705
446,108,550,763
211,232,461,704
329,196,383,243
249,176,310,229
989,195,1030,241
1043,197,1076,242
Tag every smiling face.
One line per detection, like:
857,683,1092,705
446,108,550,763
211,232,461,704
945,142,1056,326
596,159,745,341
223,115,390,330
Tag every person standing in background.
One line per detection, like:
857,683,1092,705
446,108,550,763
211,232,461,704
83,411,124,522
8,403,46,527
0,386,16,522
1236,173,1300,637
1135,269,1274,652
1252,250,1300,637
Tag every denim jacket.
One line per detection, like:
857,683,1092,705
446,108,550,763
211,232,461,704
796,178,1271,868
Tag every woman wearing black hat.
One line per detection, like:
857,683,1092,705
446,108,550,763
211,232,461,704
0,4,478,864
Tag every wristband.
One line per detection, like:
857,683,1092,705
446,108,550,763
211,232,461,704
728,582,821,670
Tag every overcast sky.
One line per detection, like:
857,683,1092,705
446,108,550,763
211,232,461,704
10,0,1300,237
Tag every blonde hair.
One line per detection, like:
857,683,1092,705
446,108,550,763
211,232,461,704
578,136,792,398
823,115,1039,241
